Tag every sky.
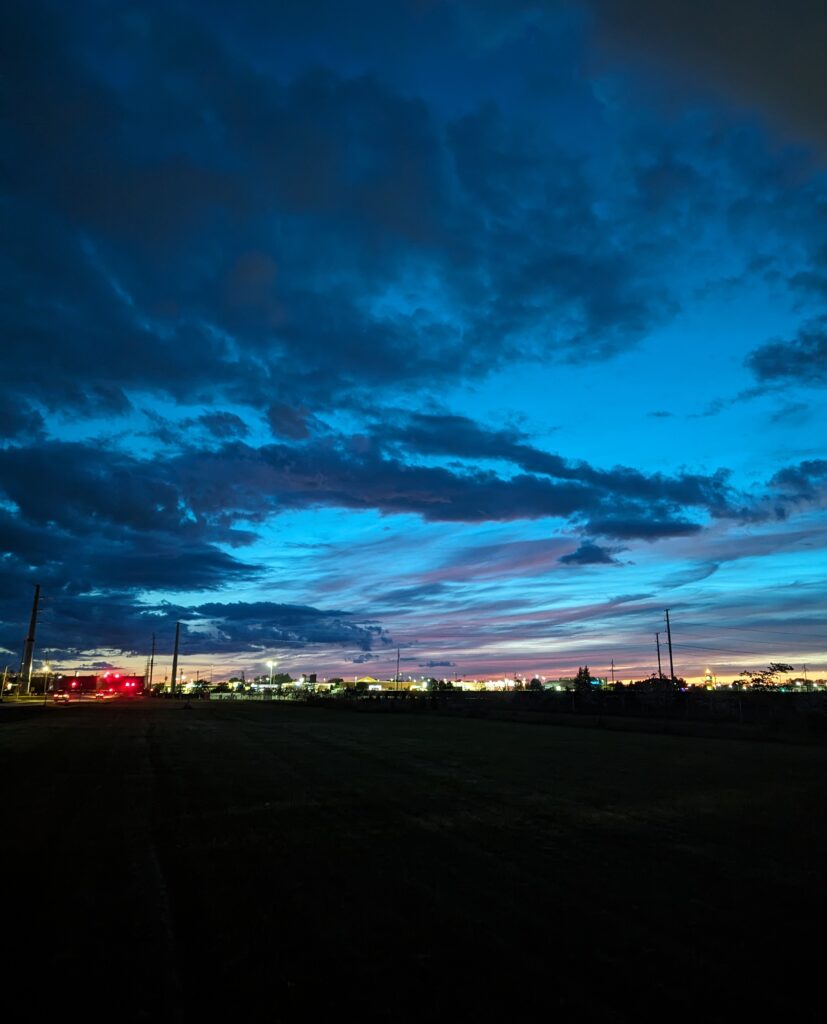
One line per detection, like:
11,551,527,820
1,0,826,683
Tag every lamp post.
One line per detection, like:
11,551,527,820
267,660,274,695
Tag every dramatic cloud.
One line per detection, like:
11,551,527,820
746,316,827,387
2,593,390,663
0,0,701,427
266,404,315,441
0,402,44,441
589,0,827,157
198,412,250,440
381,413,733,511
559,542,618,565
0,0,824,677
188,601,391,653
165,436,737,531
769,460,827,500
586,515,703,541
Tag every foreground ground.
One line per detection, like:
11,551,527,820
2,699,825,1022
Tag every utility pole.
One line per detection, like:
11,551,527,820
20,584,41,696
610,658,615,684
664,609,675,681
148,633,156,694
170,622,180,696
395,647,400,690
656,633,663,680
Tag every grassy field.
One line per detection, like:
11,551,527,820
3,700,825,1021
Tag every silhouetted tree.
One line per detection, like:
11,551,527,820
574,666,592,694
740,663,795,688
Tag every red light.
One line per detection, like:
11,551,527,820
70,681,77,688
115,673,120,679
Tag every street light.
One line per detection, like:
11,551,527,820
267,661,274,687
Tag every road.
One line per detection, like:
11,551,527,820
2,699,825,1022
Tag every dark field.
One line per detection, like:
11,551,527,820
3,700,825,1022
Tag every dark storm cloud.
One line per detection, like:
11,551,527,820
444,102,676,362
3,0,823,429
381,413,733,511
174,440,598,523
745,316,827,387
0,591,388,662
0,506,258,601
189,601,391,653
2,2,454,408
589,0,827,157
174,434,737,531
0,442,187,536
197,412,250,440
450,0,827,154
0,431,730,657
559,542,618,565
0,437,389,655
266,404,315,441
0,402,44,441
586,514,703,540
0,428,735,544
0,443,262,651
140,409,251,447
0,437,812,666
0,0,687,424
769,459,827,500
2,0,824,673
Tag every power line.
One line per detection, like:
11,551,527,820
674,633,825,650
672,642,797,658
679,623,827,641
